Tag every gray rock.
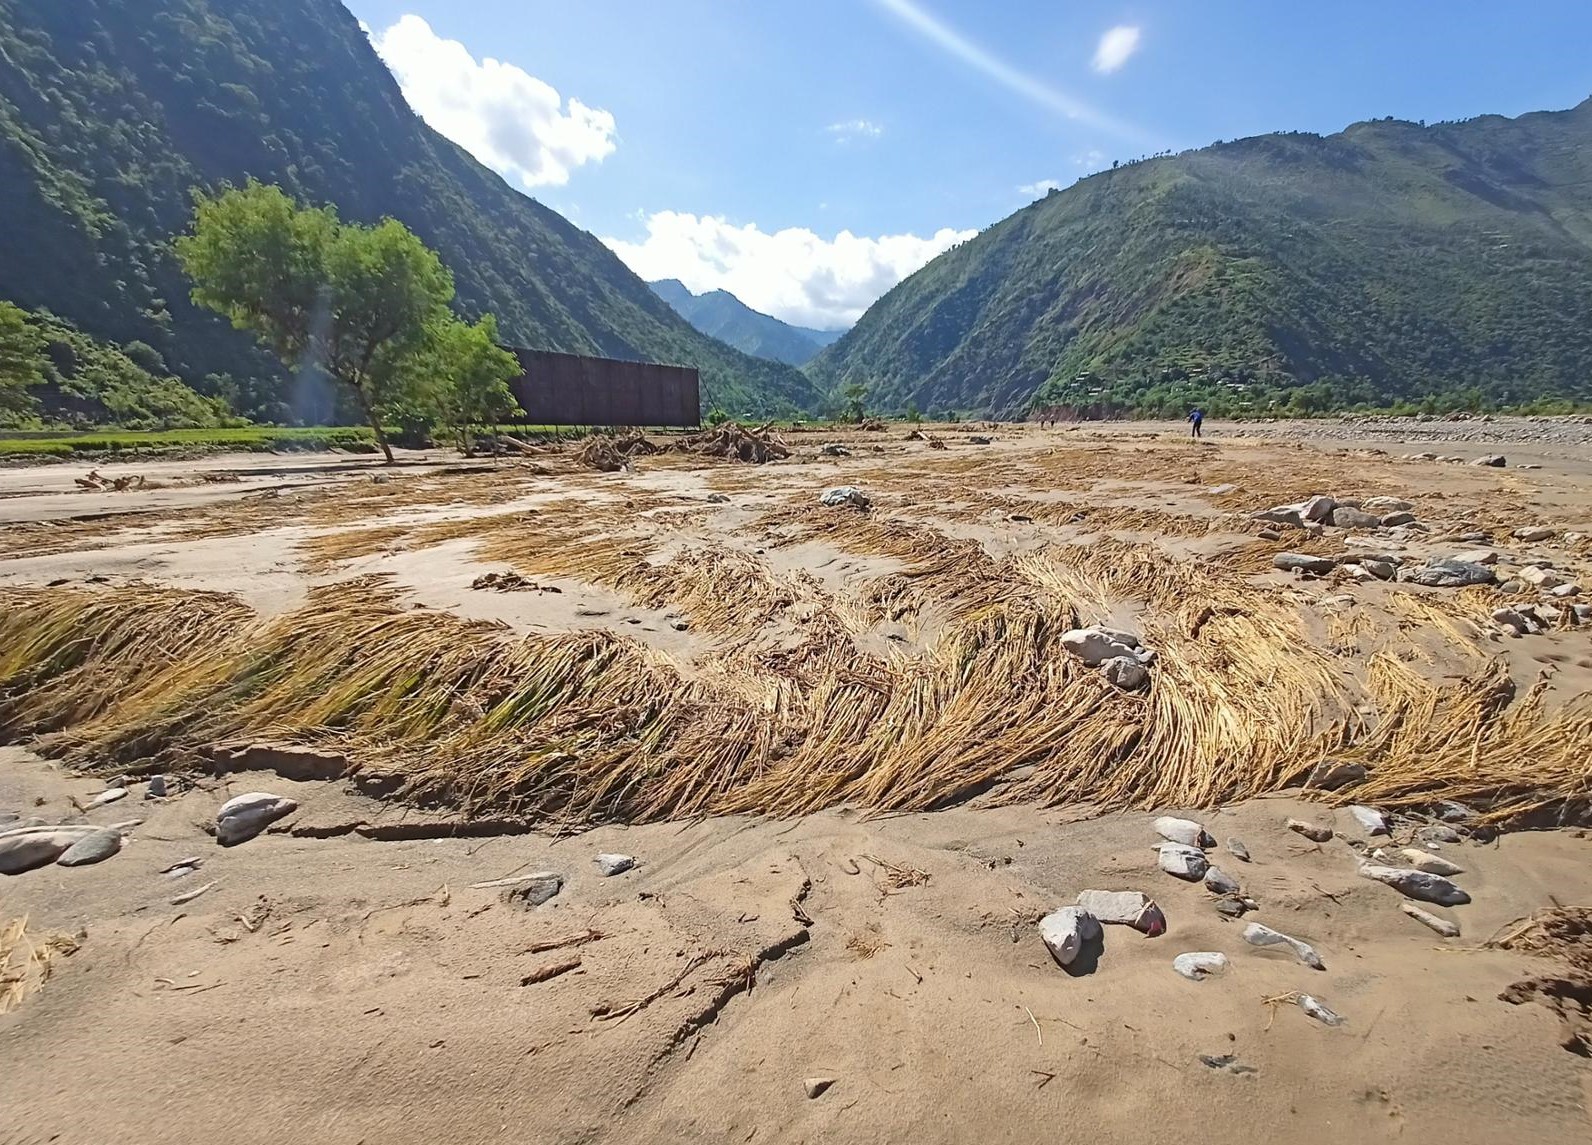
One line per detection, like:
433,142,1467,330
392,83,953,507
1254,507,1305,528
1379,511,1417,526
1419,824,1463,845
1060,627,1153,669
1499,579,1526,594
1330,507,1383,529
706,493,731,504
968,435,994,445
1471,454,1506,467
594,853,635,877
1300,494,1337,523
1400,902,1460,937
1157,843,1209,881
87,788,128,808
1152,816,1213,848
1213,895,1258,918
0,825,101,874
1297,995,1345,1025
504,874,565,908
145,775,168,799
1550,583,1581,599
1513,526,1555,542
1257,527,1283,541
1575,604,1592,623
1433,801,1477,823
1203,866,1241,895
1242,922,1325,970
1347,806,1389,836
1398,848,1464,876
819,486,870,509
819,443,851,457
1274,552,1336,575
1359,559,1397,581
1226,838,1251,862
1363,496,1414,511
1358,864,1470,906
1040,906,1102,967
1208,484,1240,495
1399,560,1496,588
1519,565,1565,589
1452,548,1499,566
56,827,123,867
1100,656,1150,690
215,792,299,846
1492,607,1536,635
1173,952,1229,981
1074,890,1166,935
1310,760,1367,790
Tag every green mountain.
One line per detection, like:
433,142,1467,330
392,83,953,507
0,0,820,422
649,280,844,366
809,101,1592,417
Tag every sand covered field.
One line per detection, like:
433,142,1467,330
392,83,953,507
2,418,1591,1143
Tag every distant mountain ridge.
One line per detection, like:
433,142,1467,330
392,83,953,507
650,280,845,367
0,0,820,421
809,99,1592,417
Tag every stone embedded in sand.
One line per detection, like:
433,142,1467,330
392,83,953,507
1152,816,1213,848
1471,455,1506,467
145,775,168,799
968,435,994,445
1419,824,1463,845
1400,559,1497,588
1209,484,1239,495
1074,890,1166,936
1173,952,1229,981
56,827,124,867
1059,626,1154,669
1364,496,1414,512
1513,526,1555,542
1452,548,1499,566
1492,606,1537,635
1273,552,1336,575
1519,565,1565,589
1241,922,1325,970
1214,895,1258,918
1329,506,1382,529
1039,906,1102,967
1254,506,1305,529
1286,818,1333,843
1400,901,1461,937
706,493,731,504
0,824,102,874
1347,806,1389,836
594,853,635,877
803,1077,835,1099
215,792,299,846
1550,583,1581,598
1379,511,1417,526
819,486,870,510
1203,866,1240,895
503,874,565,909
1157,843,1209,881
1358,864,1471,906
1359,559,1397,580
819,443,851,457
87,788,128,808
1226,838,1251,862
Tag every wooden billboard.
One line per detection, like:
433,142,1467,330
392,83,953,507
504,348,700,428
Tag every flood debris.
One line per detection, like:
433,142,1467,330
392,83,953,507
1401,902,1461,937
819,485,870,510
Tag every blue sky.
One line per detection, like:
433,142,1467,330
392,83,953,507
346,0,1592,328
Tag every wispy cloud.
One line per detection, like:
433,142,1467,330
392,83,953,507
872,0,1151,143
1092,25,1142,74
1074,148,1107,170
1017,179,1062,197
826,118,884,143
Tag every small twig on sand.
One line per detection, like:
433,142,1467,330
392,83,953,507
1030,1070,1056,1089
520,956,581,985
521,928,605,955
1024,1005,1043,1046
1261,990,1301,1031
904,962,923,985
170,881,216,906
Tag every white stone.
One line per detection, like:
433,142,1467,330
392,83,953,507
1152,816,1211,848
1347,805,1389,835
1242,922,1325,970
1039,906,1101,967
1074,890,1166,935
1358,864,1470,906
1157,842,1209,881
1172,952,1229,981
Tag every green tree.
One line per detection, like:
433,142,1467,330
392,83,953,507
410,314,519,450
841,381,867,423
175,182,461,461
0,302,44,423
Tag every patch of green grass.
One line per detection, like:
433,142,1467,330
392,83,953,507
0,426,378,458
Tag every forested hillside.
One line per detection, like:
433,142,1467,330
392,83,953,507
809,100,1592,417
0,0,818,422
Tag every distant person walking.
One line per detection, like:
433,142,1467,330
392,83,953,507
1188,407,1205,439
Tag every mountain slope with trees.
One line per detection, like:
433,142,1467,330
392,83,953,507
809,100,1592,417
650,280,844,366
0,0,819,422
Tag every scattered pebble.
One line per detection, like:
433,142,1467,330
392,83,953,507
1297,994,1345,1026
1226,838,1251,862
145,775,168,799
1075,889,1166,935
1157,843,1209,881
503,875,565,909
594,853,635,877
1152,816,1213,848
56,827,124,867
1173,952,1229,981
705,493,731,504
87,788,129,808
215,791,299,846
1242,922,1325,970
803,1077,835,1099
1203,866,1241,895
1419,824,1463,845
1286,818,1333,843
1198,1053,1258,1075
1273,552,1336,576
1397,848,1463,876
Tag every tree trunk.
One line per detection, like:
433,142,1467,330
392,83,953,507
354,385,394,463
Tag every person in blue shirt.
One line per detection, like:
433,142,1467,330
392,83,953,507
1187,407,1205,438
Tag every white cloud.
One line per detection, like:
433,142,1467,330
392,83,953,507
604,212,975,329
1018,179,1062,197
826,118,885,142
1074,148,1107,170
874,0,1151,143
1092,25,1142,74
370,15,616,189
